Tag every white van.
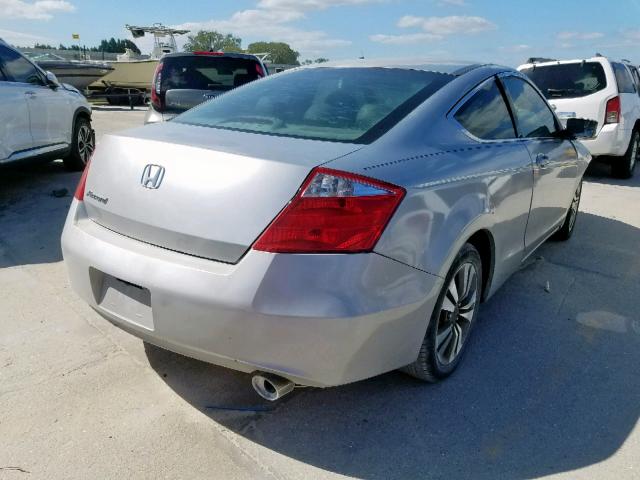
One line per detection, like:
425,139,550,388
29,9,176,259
519,56,640,178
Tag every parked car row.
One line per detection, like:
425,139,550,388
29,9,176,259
62,59,592,400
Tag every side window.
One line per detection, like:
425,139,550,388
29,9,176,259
0,46,43,85
628,66,640,93
612,63,636,94
454,79,516,140
501,77,558,138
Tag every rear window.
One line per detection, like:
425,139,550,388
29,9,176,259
520,62,607,99
612,62,636,94
174,67,453,143
162,55,263,92
628,66,640,91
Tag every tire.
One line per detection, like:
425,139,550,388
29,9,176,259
553,179,582,241
63,116,94,171
612,130,638,179
402,243,483,382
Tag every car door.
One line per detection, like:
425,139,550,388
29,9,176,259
500,74,579,256
0,46,34,160
449,77,535,285
0,46,70,149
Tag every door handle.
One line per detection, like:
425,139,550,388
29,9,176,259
536,153,550,168
24,91,36,96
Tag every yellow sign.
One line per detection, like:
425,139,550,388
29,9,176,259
72,33,80,40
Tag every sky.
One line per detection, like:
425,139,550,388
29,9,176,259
1,0,640,66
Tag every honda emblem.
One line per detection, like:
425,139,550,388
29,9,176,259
141,164,165,189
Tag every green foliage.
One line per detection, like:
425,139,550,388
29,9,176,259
33,43,56,50
301,57,330,65
38,39,140,53
247,41,300,65
95,38,140,54
183,30,243,52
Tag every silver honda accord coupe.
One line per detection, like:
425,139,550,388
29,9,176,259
62,59,590,400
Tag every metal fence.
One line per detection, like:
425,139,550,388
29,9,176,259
17,48,120,62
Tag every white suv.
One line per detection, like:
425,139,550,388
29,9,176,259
519,56,640,178
0,40,93,171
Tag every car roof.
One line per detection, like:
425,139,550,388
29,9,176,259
295,58,494,76
162,52,262,61
518,56,615,70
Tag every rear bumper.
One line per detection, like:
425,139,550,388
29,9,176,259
61,200,441,387
582,123,630,157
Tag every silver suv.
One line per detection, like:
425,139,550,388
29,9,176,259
0,39,94,171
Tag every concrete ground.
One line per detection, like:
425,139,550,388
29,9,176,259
1,106,639,479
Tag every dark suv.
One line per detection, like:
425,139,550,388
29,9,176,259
144,51,267,124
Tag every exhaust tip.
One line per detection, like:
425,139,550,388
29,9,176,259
251,373,295,401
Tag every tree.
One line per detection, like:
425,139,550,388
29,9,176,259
96,38,140,54
247,42,300,65
120,39,140,54
183,30,242,52
314,57,329,63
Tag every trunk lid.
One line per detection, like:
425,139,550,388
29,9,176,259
83,122,361,263
548,94,609,134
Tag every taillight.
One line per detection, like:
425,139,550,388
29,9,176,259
605,96,620,124
151,62,164,110
253,167,405,253
74,160,91,201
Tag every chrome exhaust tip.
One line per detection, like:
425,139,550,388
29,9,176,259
251,372,295,401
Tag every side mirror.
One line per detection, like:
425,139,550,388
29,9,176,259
562,118,598,140
45,71,60,88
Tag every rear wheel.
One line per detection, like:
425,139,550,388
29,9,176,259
554,179,582,241
612,130,638,179
63,116,94,171
402,243,482,382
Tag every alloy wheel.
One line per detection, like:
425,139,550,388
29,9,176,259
435,261,479,366
567,181,582,233
631,135,639,173
77,125,94,165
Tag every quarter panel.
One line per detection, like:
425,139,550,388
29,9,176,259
331,135,534,298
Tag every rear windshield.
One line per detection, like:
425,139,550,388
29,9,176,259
520,62,607,99
174,67,453,143
162,56,263,92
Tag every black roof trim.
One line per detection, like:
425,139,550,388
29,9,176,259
451,64,485,76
